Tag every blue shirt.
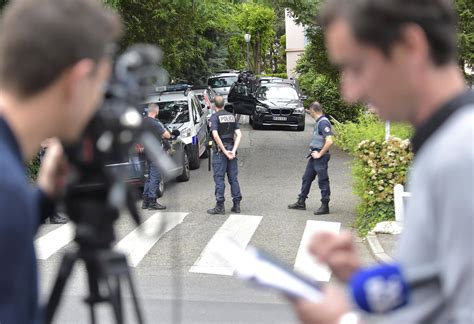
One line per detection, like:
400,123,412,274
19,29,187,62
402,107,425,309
143,116,166,143
0,118,53,324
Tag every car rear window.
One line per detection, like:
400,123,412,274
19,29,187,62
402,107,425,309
208,76,237,88
257,86,299,100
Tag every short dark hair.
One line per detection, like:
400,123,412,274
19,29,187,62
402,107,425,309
309,101,323,112
148,103,159,114
214,96,225,108
0,0,121,98
319,0,458,66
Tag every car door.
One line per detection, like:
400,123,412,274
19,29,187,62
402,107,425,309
227,83,256,115
191,96,207,155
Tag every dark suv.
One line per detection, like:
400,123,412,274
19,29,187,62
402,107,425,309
227,80,306,131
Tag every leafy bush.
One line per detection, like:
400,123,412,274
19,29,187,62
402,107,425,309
333,113,413,153
352,138,413,235
258,73,288,79
27,154,41,182
298,73,364,122
333,114,413,235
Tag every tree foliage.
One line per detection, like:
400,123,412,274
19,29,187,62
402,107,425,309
455,0,474,83
228,2,276,74
107,0,236,84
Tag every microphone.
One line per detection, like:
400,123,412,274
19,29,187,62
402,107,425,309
349,263,439,314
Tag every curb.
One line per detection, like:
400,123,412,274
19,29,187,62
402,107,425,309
366,233,394,263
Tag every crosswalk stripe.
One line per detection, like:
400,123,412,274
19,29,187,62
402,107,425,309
35,223,75,260
114,212,188,267
294,220,341,282
189,214,262,276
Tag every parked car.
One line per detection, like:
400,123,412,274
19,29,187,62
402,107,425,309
104,126,190,198
207,72,239,102
143,84,209,170
258,77,304,98
227,81,306,131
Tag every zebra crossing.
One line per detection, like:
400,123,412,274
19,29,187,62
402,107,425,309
35,212,341,282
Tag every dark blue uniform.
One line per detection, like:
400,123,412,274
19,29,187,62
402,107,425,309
210,110,242,204
299,116,333,204
142,116,166,201
0,118,54,323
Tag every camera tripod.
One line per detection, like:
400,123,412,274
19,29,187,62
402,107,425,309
45,186,144,324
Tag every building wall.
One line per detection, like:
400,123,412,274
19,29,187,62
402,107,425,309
285,9,306,78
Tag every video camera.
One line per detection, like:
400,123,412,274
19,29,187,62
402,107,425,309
46,44,179,323
61,44,178,243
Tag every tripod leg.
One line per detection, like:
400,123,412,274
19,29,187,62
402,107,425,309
86,271,99,324
106,276,124,324
89,304,97,324
126,271,144,324
45,251,78,323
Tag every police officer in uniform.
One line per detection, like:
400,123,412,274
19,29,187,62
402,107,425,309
142,103,171,210
207,96,243,214
288,102,333,215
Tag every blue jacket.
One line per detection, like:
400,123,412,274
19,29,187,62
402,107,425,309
0,118,54,324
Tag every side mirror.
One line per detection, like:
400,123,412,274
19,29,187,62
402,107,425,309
201,103,206,109
301,95,308,100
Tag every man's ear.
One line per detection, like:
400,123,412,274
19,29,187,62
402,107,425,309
397,24,430,66
63,59,95,98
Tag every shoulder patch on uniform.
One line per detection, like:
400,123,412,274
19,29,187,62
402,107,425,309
219,115,235,123
324,126,331,133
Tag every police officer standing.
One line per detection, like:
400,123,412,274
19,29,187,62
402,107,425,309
288,102,333,215
207,96,243,214
142,103,170,210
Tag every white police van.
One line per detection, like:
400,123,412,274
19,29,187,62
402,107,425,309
143,85,209,170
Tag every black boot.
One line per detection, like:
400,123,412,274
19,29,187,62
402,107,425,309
141,198,149,209
207,202,225,215
314,202,329,215
288,198,306,210
231,201,241,213
50,213,68,224
148,200,167,210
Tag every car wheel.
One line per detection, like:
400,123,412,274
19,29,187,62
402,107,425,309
156,175,165,198
176,150,190,182
188,143,200,170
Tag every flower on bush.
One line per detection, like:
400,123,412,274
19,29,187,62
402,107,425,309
353,137,413,235
333,113,413,235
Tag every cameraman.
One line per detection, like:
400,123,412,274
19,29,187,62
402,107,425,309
0,0,120,323
291,0,473,323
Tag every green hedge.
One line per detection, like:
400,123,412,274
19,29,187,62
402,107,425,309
257,73,288,79
298,73,363,122
333,114,414,235
353,138,413,235
27,154,41,182
333,113,413,153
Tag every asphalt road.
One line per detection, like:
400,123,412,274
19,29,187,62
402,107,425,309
37,115,376,323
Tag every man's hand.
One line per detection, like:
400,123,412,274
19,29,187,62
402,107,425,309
311,151,322,159
226,150,235,160
309,231,361,282
291,285,352,324
36,139,68,199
